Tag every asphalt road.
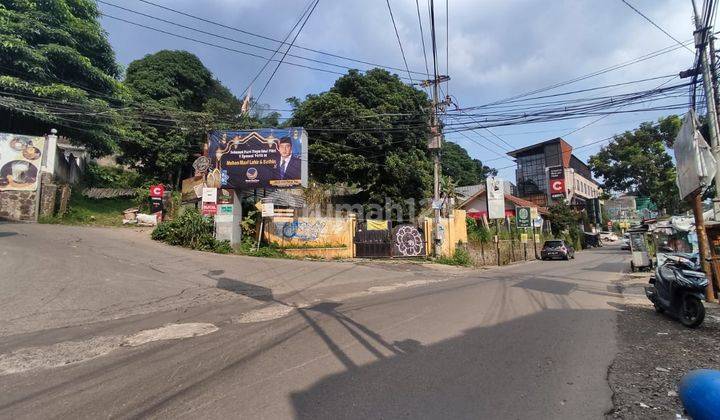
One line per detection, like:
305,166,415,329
0,223,629,419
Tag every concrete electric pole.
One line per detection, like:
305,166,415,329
692,0,720,220
425,0,451,257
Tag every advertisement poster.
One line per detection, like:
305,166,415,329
0,133,45,191
516,206,532,228
207,128,308,190
486,176,505,219
548,166,566,199
181,176,205,202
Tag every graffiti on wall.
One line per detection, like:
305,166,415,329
393,224,426,257
276,220,327,241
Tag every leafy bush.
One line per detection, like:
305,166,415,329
467,217,492,243
237,237,289,258
82,162,145,188
151,209,232,253
435,246,473,266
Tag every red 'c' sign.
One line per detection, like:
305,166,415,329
149,184,165,198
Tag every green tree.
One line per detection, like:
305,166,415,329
589,116,683,214
0,0,126,155
290,69,434,214
547,200,579,235
441,141,496,186
119,50,247,185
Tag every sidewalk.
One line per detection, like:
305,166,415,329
606,273,720,419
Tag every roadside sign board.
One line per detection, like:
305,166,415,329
202,202,217,216
262,201,274,217
218,204,233,215
521,233,528,243
548,166,565,199
516,206,531,228
486,177,505,219
534,233,542,243
217,188,234,204
202,187,217,203
149,184,165,198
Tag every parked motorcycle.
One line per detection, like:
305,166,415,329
645,253,707,328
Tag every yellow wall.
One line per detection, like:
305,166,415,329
264,216,355,259
424,209,468,257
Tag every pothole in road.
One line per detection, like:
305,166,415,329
122,322,218,347
231,304,296,324
0,335,124,376
0,323,218,376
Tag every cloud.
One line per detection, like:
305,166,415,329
99,0,696,179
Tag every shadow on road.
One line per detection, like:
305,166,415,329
290,308,615,419
0,231,17,238
206,270,275,301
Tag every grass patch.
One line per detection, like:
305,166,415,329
40,193,135,227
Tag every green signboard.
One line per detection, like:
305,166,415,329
516,206,532,228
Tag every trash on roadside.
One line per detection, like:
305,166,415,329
136,213,158,226
656,367,670,372
122,207,138,221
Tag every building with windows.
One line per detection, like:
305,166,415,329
507,138,602,225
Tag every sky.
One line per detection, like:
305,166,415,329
98,0,698,182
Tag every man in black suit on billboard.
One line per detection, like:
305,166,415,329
276,137,301,180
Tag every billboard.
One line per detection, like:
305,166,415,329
486,177,505,219
0,133,45,191
207,128,308,190
548,166,565,199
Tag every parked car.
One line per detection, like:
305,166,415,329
600,232,619,242
621,233,631,250
541,240,575,260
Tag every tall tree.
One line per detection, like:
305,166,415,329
441,141,497,186
119,50,249,184
0,0,125,155
589,116,682,214
290,69,433,214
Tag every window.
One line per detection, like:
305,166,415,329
516,152,548,196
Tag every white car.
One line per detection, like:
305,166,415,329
600,232,619,242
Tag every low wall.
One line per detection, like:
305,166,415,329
264,216,355,259
468,240,541,266
0,190,37,221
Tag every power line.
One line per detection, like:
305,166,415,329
99,1,401,78
620,0,695,54
385,0,415,84
415,0,431,79
252,0,319,110
133,0,427,77
100,13,346,77
445,0,449,97
467,36,698,110
239,0,316,100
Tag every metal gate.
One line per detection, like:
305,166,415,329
354,221,427,258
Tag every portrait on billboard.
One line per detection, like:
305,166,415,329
207,128,308,189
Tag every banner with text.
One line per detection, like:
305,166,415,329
207,128,308,190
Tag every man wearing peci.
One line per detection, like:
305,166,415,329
275,137,301,180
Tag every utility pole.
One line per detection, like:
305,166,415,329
692,0,720,220
424,0,451,257
684,0,719,302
